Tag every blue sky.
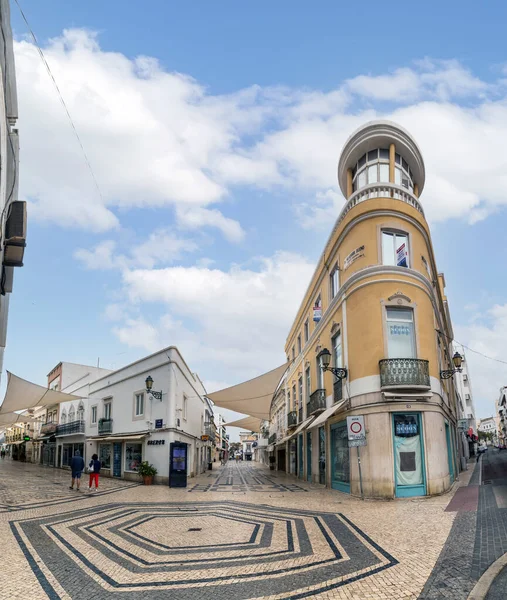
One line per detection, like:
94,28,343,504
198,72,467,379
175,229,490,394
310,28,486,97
5,0,507,428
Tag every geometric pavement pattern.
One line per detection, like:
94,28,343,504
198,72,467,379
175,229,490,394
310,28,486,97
188,463,309,493
11,500,398,599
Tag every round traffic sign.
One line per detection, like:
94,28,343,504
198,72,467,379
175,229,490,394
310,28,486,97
350,421,362,434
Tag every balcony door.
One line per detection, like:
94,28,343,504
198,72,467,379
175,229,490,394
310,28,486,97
386,308,416,358
298,434,303,478
306,431,312,482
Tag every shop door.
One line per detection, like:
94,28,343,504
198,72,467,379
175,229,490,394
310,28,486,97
445,422,455,483
393,413,426,497
277,449,286,472
306,431,312,482
113,443,122,477
298,434,303,479
318,426,326,484
330,421,350,493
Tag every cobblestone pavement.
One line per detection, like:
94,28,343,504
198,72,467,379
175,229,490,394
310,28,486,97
0,458,474,599
419,449,507,600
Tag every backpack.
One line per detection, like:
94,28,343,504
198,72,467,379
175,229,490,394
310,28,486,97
89,460,95,473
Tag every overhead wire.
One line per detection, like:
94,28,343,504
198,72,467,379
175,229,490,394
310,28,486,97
13,0,104,204
436,328,507,368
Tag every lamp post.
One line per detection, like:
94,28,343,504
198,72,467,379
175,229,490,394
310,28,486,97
440,352,463,379
145,376,163,400
317,348,348,379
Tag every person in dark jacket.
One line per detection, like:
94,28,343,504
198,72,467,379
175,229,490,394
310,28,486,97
88,453,101,492
69,450,85,490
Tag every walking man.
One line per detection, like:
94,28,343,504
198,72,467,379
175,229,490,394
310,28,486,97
69,450,85,490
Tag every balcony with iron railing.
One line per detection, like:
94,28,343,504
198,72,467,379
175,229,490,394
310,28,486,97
40,422,58,436
379,358,430,390
287,411,297,428
308,389,326,416
204,424,216,442
56,420,85,436
98,418,113,435
268,433,277,445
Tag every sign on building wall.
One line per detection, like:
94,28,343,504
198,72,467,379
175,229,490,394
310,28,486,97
313,305,322,322
343,246,365,270
155,419,163,429
396,242,408,267
457,419,468,431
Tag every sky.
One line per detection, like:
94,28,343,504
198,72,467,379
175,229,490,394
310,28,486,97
4,0,507,438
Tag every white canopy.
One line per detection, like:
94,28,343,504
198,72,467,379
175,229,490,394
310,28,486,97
226,416,263,432
293,415,316,435
0,372,82,414
207,364,288,420
308,400,347,429
0,411,38,426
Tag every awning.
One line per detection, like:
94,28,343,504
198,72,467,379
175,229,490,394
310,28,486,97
88,434,147,442
0,372,82,414
277,434,295,445
293,415,315,435
226,416,262,432
308,400,347,429
207,363,288,420
0,411,39,426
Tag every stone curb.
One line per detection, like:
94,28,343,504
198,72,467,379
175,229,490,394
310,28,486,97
467,553,507,600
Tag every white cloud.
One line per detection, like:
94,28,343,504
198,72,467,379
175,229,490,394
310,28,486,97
455,304,507,419
175,207,245,243
112,252,315,382
74,229,197,270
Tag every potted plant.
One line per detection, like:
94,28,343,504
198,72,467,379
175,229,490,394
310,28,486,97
138,461,158,485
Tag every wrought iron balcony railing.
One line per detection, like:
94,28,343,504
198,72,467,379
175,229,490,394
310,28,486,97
204,424,216,442
268,433,277,445
308,389,326,415
298,407,303,422
379,358,430,390
98,418,113,435
334,379,343,403
56,420,85,436
287,411,297,427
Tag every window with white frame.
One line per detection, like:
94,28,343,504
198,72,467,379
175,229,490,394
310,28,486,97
352,148,390,192
304,319,309,342
305,366,311,400
332,332,342,371
61,410,67,425
183,394,188,420
386,308,416,359
297,334,302,354
316,354,324,389
287,389,291,412
77,402,84,422
104,401,112,420
298,377,303,410
394,153,414,193
330,265,339,299
91,405,97,425
134,393,144,417
68,406,75,422
382,230,409,267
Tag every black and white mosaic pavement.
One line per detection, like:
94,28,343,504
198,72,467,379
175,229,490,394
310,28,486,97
11,500,398,599
188,463,308,493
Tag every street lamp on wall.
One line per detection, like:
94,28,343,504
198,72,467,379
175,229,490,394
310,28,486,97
440,352,463,380
145,375,163,400
317,348,348,380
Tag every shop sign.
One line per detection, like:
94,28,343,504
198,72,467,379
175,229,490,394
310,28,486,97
343,245,365,270
395,421,418,436
147,439,165,446
313,305,322,322
396,242,408,267
23,436,31,442
201,435,210,441
155,419,163,429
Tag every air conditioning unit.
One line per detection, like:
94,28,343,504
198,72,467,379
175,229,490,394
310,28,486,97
4,201,26,267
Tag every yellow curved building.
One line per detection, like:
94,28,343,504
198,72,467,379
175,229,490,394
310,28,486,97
281,120,459,499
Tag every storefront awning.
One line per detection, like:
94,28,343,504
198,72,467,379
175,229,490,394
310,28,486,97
309,400,347,430
293,415,315,435
207,363,288,420
0,372,81,414
226,416,263,432
88,434,147,442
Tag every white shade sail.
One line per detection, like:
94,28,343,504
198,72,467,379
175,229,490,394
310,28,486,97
308,400,347,430
0,411,38,426
207,363,288,420
226,416,263,432
293,415,315,435
0,372,82,414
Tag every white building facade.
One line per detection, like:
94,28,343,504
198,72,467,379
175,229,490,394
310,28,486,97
454,350,478,460
55,347,213,484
